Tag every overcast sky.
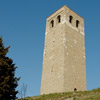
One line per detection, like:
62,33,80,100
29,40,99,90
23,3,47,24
0,0,100,97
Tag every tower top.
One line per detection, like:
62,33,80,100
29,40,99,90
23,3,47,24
46,5,84,36
47,5,83,21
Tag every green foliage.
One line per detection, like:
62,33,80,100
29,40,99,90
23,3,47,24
0,37,20,100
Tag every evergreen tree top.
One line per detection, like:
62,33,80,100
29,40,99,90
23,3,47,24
0,37,20,100
0,37,10,57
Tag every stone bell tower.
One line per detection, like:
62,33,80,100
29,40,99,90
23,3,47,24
41,5,86,95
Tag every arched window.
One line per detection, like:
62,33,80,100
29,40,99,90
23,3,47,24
74,88,77,91
76,20,79,28
69,16,73,23
57,15,61,23
51,20,54,27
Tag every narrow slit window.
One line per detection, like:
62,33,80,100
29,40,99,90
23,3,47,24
69,16,73,23
76,20,79,28
57,15,61,23
51,66,53,72
51,20,54,27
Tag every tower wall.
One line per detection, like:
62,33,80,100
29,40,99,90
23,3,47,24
41,5,86,95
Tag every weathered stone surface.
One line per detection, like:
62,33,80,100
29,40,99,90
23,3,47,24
41,5,86,95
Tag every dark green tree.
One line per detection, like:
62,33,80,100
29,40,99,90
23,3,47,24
0,37,20,100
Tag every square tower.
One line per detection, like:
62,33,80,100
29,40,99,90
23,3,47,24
41,5,86,95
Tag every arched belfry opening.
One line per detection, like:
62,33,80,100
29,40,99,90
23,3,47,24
69,15,73,23
51,20,54,27
76,20,79,28
57,15,61,23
